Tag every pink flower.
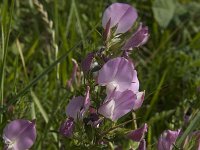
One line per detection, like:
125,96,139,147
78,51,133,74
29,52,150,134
122,23,149,51
127,123,148,142
59,118,74,138
128,70,139,92
98,90,137,121
138,139,146,150
3,119,36,150
133,91,145,110
66,86,90,121
102,3,138,35
98,57,139,94
81,52,95,73
157,129,180,150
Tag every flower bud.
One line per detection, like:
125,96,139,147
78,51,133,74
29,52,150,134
127,123,148,142
59,118,75,138
138,139,146,150
81,52,95,73
157,129,180,150
122,23,149,50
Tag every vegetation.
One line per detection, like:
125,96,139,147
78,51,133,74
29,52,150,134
0,0,200,149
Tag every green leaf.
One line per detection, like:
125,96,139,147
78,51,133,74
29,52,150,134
152,0,176,28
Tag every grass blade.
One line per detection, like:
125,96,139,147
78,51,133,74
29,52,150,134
0,21,100,114
144,70,168,120
0,0,14,123
176,110,200,148
31,90,57,141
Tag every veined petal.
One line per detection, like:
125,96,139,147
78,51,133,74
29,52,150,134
138,139,147,150
3,119,36,150
115,6,138,34
157,129,180,150
158,135,172,150
133,91,145,110
128,70,139,92
98,90,136,121
127,123,148,142
122,23,149,50
66,86,90,121
98,57,134,93
83,86,90,109
59,118,74,138
112,90,136,121
98,57,121,85
166,129,181,143
98,99,115,120
81,52,95,73
102,3,138,34
66,96,85,120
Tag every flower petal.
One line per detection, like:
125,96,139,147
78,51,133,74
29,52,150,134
98,57,121,85
157,135,172,150
59,118,74,138
98,57,134,93
98,90,136,121
3,119,36,150
66,96,85,120
98,99,115,120
66,86,90,121
157,129,180,150
133,91,145,110
166,129,181,143
128,70,139,92
81,52,95,73
102,3,138,34
83,86,90,109
138,139,147,150
115,6,138,34
127,123,148,142
122,23,149,50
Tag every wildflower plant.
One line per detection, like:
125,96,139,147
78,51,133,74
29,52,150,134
59,2,149,149
2,1,200,150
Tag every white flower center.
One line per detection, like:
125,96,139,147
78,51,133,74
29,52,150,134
3,134,15,149
107,81,119,92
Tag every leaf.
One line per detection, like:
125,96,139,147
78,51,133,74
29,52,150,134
152,0,176,28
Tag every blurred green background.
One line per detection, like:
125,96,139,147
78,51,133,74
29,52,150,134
0,0,200,149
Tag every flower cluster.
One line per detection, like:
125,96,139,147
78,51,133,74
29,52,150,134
2,2,200,150
60,2,149,149
2,2,149,150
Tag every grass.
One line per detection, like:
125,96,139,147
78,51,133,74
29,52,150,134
0,0,200,149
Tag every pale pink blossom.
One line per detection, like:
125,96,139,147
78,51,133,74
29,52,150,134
98,57,139,94
127,123,148,142
157,129,180,150
3,119,36,150
66,86,90,121
122,23,149,50
102,3,138,35
98,90,137,121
